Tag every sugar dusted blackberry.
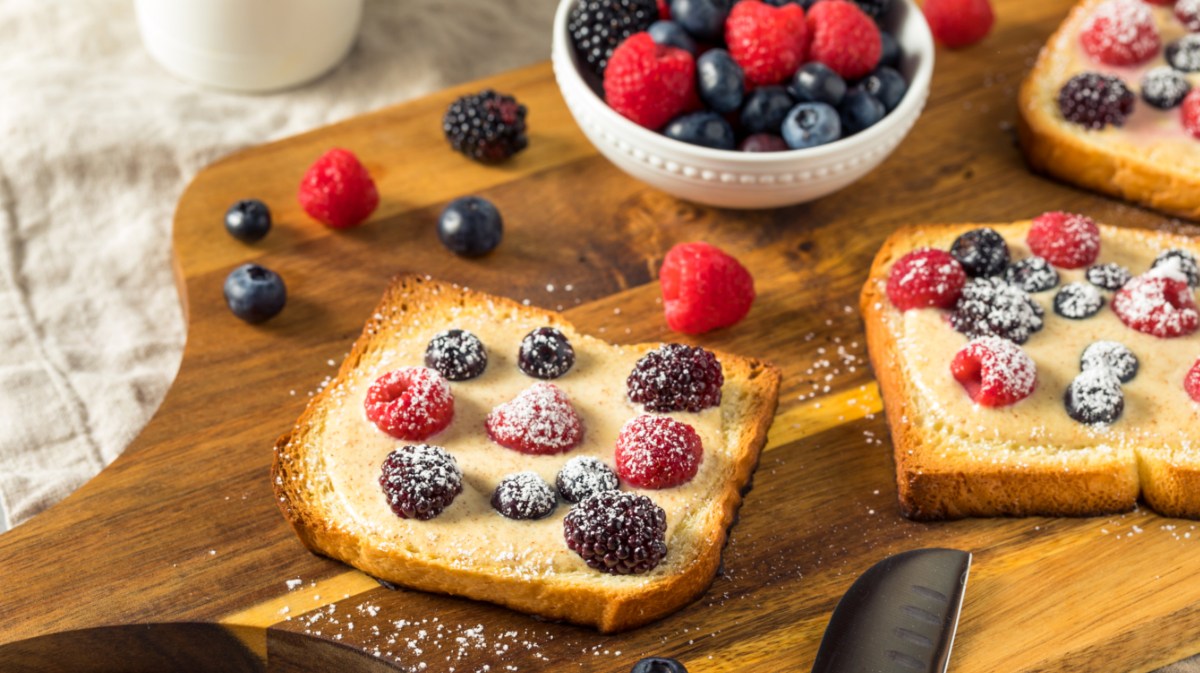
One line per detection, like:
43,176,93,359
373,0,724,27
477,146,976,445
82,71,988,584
950,227,1010,278
1086,263,1131,291
950,277,1045,344
443,90,528,163
1057,72,1135,129
563,491,667,575
1054,282,1105,320
518,327,576,379
1005,256,1060,293
1141,67,1191,110
556,456,620,504
627,344,723,412
491,472,558,520
1166,35,1200,73
1152,249,1200,287
1064,369,1124,425
1081,341,1139,383
568,0,659,76
424,329,488,381
379,444,463,520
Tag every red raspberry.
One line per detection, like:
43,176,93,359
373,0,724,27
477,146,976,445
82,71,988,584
604,32,697,130
1112,274,1200,338
1183,89,1200,140
1186,359,1200,403
725,1,809,88
950,337,1038,407
297,148,379,229
657,0,670,20
922,0,995,48
615,415,704,489
807,1,881,80
1027,211,1101,269
885,249,967,311
485,382,584,455
1079,0,1160,66
1178,0,1200,30
659,241,755,334
1144,0,1175,5
364,367,454,441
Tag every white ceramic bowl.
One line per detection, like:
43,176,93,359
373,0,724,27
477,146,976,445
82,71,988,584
551,0,934,209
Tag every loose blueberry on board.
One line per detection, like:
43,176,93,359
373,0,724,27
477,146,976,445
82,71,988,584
224,199,271,243
1081,341,1139,383
648,20,699,54
1141,67,1191,110
860,66,908,111
696,49,745,113
1064,368,1124,425
568,0,660,75
631,657,690,673
781,102,842,149
437,196,503,257
1005,256,1060,293
518,327,577,379
425,329,488,381
878,31,902,68
739,85,795,135
223,263,286,324
789,62,847,107
1053,282,1106,320
738,133,789,151
1166,35,1200,73
663,111,737,149
950,228,1010,278
839,88,886,134
670,0,733,41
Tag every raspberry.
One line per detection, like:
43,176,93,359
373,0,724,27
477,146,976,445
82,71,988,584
569,0,660,75
379,444,463,520
1081,341,1139,383
725,1,809,87
1180,0,1200,30
1183,89,1200,140
556,456,620,503
1080,0,1160,66
660,241,755,334
949,227,1010,278
563,491,667,575
1152,249,1200,287
1053,282,1105,320
1005,256,1060,293
1057,72,1135,129
364,367,454,441
442,90,528,163
657,0,670,19
297,148,379,229
615,415,704,489
491,472,558,520
1112,274,1200,338
627,344,723,412
1086,263,1131,291
604,33,697,130
950,277,1045,344
1027,211,1101,269
1167,36,1200,72
1186,359,1200,403
885,249,967,311
806,0,881,80
950,337,1037,407
485,382,584,455
922,0,995,48
424,329,488,381
1065,369,1124,425
518,327,576,379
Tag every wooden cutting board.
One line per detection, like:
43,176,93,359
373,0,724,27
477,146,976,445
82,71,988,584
3,0,1200,670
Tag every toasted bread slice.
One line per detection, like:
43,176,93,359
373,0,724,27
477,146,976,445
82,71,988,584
1018,0,1200,220
272,275,780,631
861,221,1200,520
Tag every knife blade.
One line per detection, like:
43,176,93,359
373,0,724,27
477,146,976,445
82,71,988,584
810,548,972,673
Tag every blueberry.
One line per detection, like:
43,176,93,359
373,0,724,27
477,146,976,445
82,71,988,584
1005,256,1059,293
1064,369,1124,425
1081,341,1139,384
669,0,732,41
860,66,907,112
839,88,886,135
1152,249,1200,287
1085,263,1131,291
631,657,689,673
437,196,503,257
425,329,488,381
852,0,893,21
764,0,816,7
518,327,576,379
224,199,271,243
879,31,902,69
223,263,286,324
663,112,736,149
789,62,847,107
696,49,745,113
950,228,1010,278
1053,282,1105,320
1166,35,1200,73
738,133,789,152
739,86,795,135
781,102,841,149
1141,67,1191,110
647,20,697,54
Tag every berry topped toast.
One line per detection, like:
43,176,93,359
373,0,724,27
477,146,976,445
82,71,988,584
272,276,780,632
861,214,1200,520
1019,0,1200,220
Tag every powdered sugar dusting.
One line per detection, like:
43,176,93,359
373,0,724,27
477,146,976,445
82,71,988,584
1081,340,1139,383
1080,0,1159,65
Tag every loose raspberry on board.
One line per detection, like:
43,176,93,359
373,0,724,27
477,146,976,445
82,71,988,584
297,148,379,229
922,0,995,48
660,241,755,334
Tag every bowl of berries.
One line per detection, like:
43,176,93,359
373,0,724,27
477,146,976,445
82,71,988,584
552,0,934,209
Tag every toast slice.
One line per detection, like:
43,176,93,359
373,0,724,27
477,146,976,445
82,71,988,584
861,221,1200,520
1018,0,1200,220
272,275,780,632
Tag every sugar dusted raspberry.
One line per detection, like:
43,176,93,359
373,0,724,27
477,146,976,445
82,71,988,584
1178,0,1200,32
950,337,1037,407
1183,89,1200,140
726,1,809,88
1112,274,1200,338
379,444,463,520
1186,359,1200,403
604,32,697,130
615,415,704,489
885,249,967,311
1027,211,1101,269
627,344,723,412
485,382,584,455
298,148,379,229
660,241,755,334
922,0,995,49
364,367,454,441
806,0,882,81
563,491,667,575
1080,0,1160,66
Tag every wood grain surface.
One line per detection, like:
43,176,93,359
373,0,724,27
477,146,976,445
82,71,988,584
3,0,1200,670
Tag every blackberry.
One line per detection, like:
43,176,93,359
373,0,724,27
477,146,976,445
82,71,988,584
1057,72,1135,129
1166,35,1200,73
518,327,576,379
631,658,690,673
1064,369,1124,425
491,472,557,520
950,277,1045,344
556,456,620,503
424,329,488,381
1141,67,1191,110
442,90,528,163
1005,256,1060,293
568,0,658,76
1152,249,1200,287
627,344,723,412
379,445,463,520
1053,282,1105,320
1086,263,1131,291
563,491,667,575
1081,341,1139,383
950,227,1010,278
